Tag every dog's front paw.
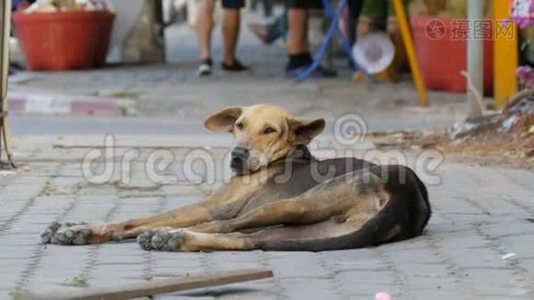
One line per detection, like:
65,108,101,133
41,222,92,245
150,229,188,252
137,230,157,251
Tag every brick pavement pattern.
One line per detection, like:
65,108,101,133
1,149,533,300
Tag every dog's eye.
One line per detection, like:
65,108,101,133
263,127,276,134
235,122,244,130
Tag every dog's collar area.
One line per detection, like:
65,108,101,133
271,145,314,166
233,145,314,175
291,145,313,161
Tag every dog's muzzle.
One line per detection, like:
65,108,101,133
230,146,250,171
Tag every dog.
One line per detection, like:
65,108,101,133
42,104,431,251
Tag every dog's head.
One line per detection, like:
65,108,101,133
205,104,325,175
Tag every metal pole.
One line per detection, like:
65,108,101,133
467,0,483,118
1,0,16,168
392,0,429,106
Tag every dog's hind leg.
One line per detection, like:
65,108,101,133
140,215,376,252
188,171,387,234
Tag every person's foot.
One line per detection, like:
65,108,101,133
285,52,337,78
197,58,213,77
222,59,250,72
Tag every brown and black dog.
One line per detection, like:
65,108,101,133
42,104,431,251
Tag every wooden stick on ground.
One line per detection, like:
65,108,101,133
33,269,274,300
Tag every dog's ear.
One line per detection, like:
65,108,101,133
204,106,243,132
289,118,325,144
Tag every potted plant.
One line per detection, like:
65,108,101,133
13,0,115,71
409,0,494,93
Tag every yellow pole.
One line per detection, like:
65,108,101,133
392,0,429,106
494,0,518,109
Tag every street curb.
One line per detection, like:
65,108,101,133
7,92,118,116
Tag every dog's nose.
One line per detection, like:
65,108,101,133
231,147,250,162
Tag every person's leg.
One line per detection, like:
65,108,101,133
348,0,364,45
221,0,249,71
262,0,274,18
196,0,215,76
197,0,215,61
222,8,240,65
287,7,309,56
285,0,336,77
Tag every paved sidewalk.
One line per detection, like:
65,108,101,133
8,21,468,126
1,136,534,300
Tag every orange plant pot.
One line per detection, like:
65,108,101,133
14,11,114,71
411,16,494,93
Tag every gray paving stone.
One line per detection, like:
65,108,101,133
394,262,453,278
277,277,342,300
321,251,389,272
0,271,23,290
495,235,534,259
517,257,534,274
474,296,530,300
441,249,509,269
334,270,397,285
342,283,402,298
481,221,534,239
433,230,490,249
382,247,442,264
152,254,205,270
2,61,534,300
0,246,38,259
157,294,214,300
404,276,460,291
267,252,330,279
404,289,470,300
460,267,529,295
204,251,265,271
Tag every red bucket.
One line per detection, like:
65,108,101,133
411,16,494,94
14,11,114,71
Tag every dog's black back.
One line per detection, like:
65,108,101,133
239,147,431,251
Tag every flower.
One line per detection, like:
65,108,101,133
517,66,534,88
511,16,534,28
